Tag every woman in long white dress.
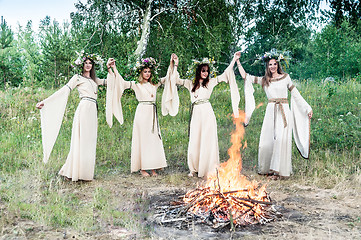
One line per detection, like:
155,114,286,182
36,54,111,181
106,57,171,177
162,53,240,178
236,51,313,179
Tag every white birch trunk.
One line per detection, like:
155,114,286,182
133,0,153,60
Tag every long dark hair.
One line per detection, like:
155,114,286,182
262,59,285,88
82,57,96,81
192,63,210,92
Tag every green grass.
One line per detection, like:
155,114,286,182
0,77,360,235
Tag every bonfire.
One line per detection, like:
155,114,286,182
182,111,273,227
153,111,275,229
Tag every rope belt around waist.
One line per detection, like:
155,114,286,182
138,101,161,140
81,97,98,110
268,98,288,139
188,99,210,136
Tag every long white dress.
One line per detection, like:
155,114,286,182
163,64,240,178
106,71,168,172
40,74,106,181
244,73,312,177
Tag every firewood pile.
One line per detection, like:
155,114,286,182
150,111,281,230
151,175,279,230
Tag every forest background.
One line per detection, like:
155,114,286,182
1,0,361,87
0,0,360,238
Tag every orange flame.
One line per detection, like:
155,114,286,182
183,110,271,226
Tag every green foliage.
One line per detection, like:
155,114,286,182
292,20,361,80
0,17,13,49
3,0,361,86
0,17,23,88
148,0,237,74
240,0,319,76
309,79,361,150
327,0,361,28
17,21,42,86
39,17,76,87
0,47,24,88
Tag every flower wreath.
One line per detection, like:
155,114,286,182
72,50,105,71
254,48,291,71
131,57,159,84
185,57,218,82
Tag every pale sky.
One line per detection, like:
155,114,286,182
0,0,330,33
0,0,79,31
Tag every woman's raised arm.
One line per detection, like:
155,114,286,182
235,52,247,80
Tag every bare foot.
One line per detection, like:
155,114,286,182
279,176,290,180
268,175,280,180
151,170,158,177
62,176,72,181
188,172,195,177
140,170,150,177
258,172,273,176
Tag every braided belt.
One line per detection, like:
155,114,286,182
188,99,210,136
268,98,288,139
138,101,161,139
268,98,288,127
81,97,98,110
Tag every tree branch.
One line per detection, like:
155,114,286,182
154,19,164,33
150,7,177,22
196,13,216,38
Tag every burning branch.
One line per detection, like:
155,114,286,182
153,111,277,229
176,111,274,227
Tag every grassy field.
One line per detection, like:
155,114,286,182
0,76,360,238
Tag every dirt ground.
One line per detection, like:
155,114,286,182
1,171,360,240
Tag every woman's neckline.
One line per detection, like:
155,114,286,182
80,74,93,80
270,73,287,80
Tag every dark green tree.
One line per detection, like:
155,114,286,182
327,0,361,28
240,0,321,76
147,0,241,74
0,16,23,87
295,20,361,79
17,21,42,86
0,16,13,49
70,0,244,77
39,17,76,87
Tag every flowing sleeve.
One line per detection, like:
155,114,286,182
244,74,262,125
289,78,312,158
161,64,180,116
178,77,193,91
106,71,131,127
213,64,240,118
40,75,78,163
95,78,106,86
158,76,166,85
